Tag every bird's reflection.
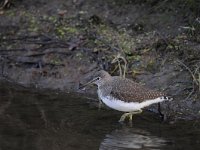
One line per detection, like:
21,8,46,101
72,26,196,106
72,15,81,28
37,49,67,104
99,126,167,150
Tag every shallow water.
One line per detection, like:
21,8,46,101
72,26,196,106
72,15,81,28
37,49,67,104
0,81,200,150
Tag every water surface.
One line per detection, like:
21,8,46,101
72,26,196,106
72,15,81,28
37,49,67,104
0,81,200,150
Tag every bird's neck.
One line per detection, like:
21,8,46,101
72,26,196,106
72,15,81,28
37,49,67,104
97,80,112,97
98,77,111,87
98,85,110,97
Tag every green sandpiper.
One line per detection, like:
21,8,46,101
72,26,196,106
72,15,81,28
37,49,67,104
81,70,172,123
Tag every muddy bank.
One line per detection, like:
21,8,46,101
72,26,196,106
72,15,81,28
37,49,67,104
0,0,200,121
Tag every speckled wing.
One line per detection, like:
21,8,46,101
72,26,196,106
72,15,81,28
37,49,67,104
109,77,165,103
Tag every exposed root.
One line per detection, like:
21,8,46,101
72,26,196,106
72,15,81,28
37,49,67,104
111,53,127,78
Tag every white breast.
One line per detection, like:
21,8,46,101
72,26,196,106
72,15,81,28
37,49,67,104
97,89,165,112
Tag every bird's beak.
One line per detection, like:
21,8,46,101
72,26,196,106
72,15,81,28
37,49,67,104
79,78,98,90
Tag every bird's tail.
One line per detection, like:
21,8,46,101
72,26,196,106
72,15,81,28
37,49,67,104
162,96,173,101
140,96,173,108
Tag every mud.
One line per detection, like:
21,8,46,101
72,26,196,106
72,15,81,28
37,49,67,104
0,0,200,121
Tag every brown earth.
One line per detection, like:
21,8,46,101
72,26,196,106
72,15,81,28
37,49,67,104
0,0,200,121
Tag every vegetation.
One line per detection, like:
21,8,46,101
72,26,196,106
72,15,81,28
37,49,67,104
0,0,200,119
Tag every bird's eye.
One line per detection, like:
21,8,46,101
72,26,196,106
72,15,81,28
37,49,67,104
97,77,100,80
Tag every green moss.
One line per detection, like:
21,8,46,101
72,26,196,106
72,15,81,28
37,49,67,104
145,59,156,72
55,26,79,38
28,16,39,32
64,27,78,33
95,24,135,55
19,12,41,32
127,55,141,61
48,16,57,23
50,58,62,65
6,10,15,17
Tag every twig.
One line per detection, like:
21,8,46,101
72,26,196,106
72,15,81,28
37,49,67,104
185,86,195,100
176,59,199,100
111,53,127,78
194,65,200,91
110,64,119,75
176,60,198,85
0,0,10,9
155,31,169,45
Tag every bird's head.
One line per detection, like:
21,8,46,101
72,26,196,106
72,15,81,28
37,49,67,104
80,70,111,89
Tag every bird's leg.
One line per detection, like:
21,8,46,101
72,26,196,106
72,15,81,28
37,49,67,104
158,103,167,122
129,109,143,122
158,103,164,117
128,113,133,127
119,110,143,123
128,113,133,122
98,98,103,111
119,112,131,122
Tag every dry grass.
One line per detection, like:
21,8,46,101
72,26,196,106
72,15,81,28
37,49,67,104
177,60,200,99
